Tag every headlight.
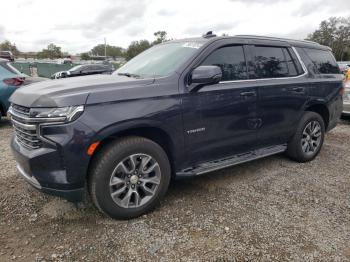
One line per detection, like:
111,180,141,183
30,105,84,122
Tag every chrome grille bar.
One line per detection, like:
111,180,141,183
10,104,42,150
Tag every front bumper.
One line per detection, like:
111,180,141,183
15,161,84,201
10,118,95,202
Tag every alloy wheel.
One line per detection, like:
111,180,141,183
109,154,161,208
301,120,322,155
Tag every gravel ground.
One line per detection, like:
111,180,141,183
0,116,349,261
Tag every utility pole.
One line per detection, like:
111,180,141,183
104,37,107,59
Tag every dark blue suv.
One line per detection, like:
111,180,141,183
9,34,343,219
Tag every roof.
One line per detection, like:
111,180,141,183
234,35,329,50
169,33,330,50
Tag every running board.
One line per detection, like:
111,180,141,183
177,144,287,177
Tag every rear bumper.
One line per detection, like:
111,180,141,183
327,94,343,131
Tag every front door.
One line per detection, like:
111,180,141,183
182,45,260,166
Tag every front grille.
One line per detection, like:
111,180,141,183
10,104,42,150
11,104,30,116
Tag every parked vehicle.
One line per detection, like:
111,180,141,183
338,61,350,74
0,59,45,121
51,64,114,79
343,69,350,116
0,51,15,62
9,33,343,219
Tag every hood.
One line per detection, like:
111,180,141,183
9,74,154,108
23,76,47,86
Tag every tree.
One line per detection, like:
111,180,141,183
91,44,124,58
152,31,168,45
125,40,151,60
124,31,169,60
80,52,91,60
0,40,20,56
307,17,350,61
37,43,63,59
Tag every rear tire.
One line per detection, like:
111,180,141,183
286,111,325,162
88,136,171,219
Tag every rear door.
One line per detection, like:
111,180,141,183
182,43,260,165
249,43,309,146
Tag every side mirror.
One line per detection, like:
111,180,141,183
189,65,222,91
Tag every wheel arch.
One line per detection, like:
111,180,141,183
304,103,330,130
87,121,177,177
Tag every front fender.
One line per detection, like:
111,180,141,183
92,119,171,142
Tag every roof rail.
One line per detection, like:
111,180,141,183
235,35,320,45
202,31,217,38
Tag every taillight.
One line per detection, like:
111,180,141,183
3,77,24,87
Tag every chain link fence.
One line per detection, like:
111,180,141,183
11,62,76,78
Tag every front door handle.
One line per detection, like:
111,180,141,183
289,87,305,93
240,91,256,97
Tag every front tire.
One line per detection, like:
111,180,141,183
286,111,325,162
88,136,171,219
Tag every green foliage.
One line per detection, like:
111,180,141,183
124,31,169,60
37,43,63,59
80,52,91,60
3,30,169,61
307,17,350,61
125,40,151,60
91,44,124,58
0,40,20,56
152,31,168,45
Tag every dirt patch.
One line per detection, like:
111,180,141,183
0,117,350,261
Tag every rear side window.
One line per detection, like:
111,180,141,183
0,62,20,75
253,46,299,78
303,48,340,74
201,45,247,81
92,65,103,70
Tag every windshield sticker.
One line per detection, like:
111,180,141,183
182,42,202,49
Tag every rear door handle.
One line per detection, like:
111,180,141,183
240,91,256,97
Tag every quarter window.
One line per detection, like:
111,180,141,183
201,45,247,81
303,48,340,74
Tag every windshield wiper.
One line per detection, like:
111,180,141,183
117,72,141,78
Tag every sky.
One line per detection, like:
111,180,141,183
0,0,349,54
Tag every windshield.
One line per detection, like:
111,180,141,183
114,41,204,78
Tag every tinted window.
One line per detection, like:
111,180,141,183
254,46,296,78
92,65,104,70
282,49,299,76
82,65,92,71
304,48,340,74
201,45,247,81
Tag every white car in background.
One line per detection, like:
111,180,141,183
343,75,350,116
51,64,115,79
